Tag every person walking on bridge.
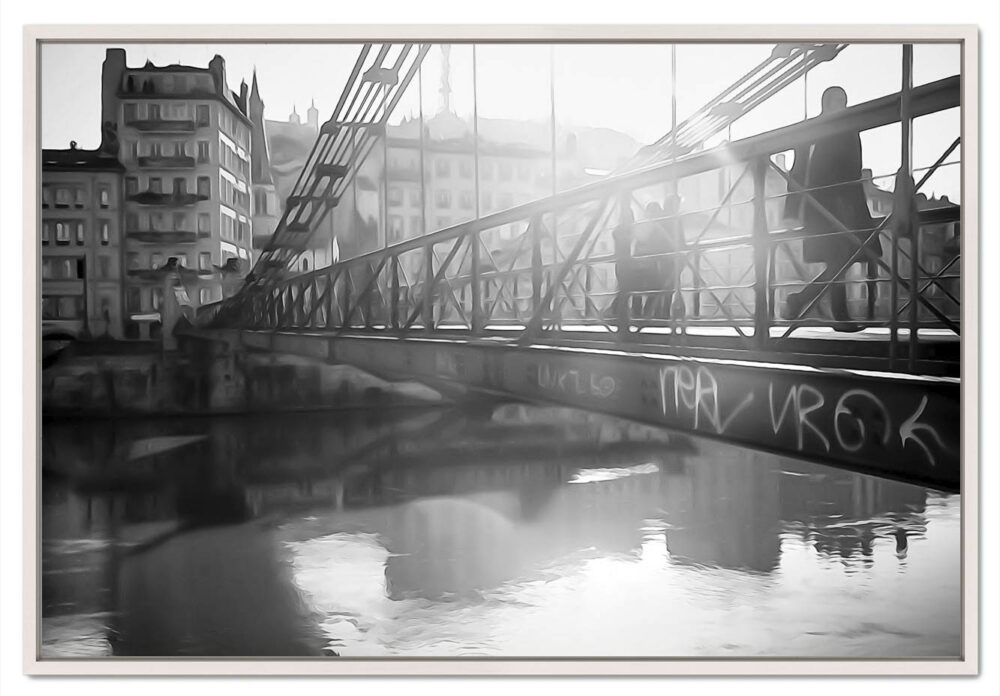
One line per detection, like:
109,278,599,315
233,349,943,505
634,198,686,320
782,86,881,331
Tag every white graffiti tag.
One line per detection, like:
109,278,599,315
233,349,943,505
659,365,755,435
899,395,947,467
767,383,831,453
834,389,892,453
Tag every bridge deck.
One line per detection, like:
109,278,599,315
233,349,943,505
192,328,960,493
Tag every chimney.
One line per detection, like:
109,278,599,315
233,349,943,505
239,79,249,114
99,48,126,157
208,55,226,96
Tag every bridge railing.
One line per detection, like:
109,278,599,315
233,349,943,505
211,75,961,375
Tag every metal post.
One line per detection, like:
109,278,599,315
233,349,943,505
751,156,770,349
531,215,543,314
902,44,918,372
382,83,389,251
470,44,483,334
670,44,682,339
419,62,427,238
548,45,558,298
422,242,433,331
390,254,400,330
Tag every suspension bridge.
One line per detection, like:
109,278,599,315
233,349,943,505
181,42,963,492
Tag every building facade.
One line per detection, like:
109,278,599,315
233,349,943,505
98,49,255,338
41,147,126,339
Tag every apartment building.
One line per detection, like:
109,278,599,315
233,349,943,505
98,49,254,338
40,146,126,338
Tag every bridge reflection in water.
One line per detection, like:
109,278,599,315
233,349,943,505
41,404,959,658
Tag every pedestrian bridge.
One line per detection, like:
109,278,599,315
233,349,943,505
187,43,962,492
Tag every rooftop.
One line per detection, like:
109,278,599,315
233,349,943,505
42,145,125,172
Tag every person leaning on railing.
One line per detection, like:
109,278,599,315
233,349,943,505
782,85,882,332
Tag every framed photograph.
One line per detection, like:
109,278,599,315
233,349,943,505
23,24,979,676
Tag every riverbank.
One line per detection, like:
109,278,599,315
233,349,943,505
41,348,446,418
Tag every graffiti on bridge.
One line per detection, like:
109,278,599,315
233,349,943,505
536,362,617,400
657,364,951,468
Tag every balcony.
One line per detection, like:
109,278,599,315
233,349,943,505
126,265,220,285
138,155,197,169
125,118,197,133
126,229,199,244
127,191,209,206
387,165,421,182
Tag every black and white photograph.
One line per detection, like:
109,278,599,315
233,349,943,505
23,25,979,674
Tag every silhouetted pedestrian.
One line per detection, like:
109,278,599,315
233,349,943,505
783,86,881,331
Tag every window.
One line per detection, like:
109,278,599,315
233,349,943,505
459,159,473,179
97,186,110,209
196,104,209,126
459,191,474,210
409,189,421,207
388,186,404,206
42,188,52,208
499,193,513,210
126,288,141,313
41,259,78,280
59,296,83,319
55,188,71,207
174,253,188,267
42,222,50,245
98,255,111,279
124,103,138,122
173,177,187,195
99,220,110,245
481,162,494,181
481,191,493,212
172,141,185,157
42,295,84,320
125,212,139,231
197,140,210,163
410,215,422,236
151,288,163,311
198,213,211,237
517,163,531,181
127,252,140,270
173,213,187,230
435,158,451,178
125,176,138,197
199,252,212,271
74,188,85,208
149,104,161,121
150,177,162,194
55,222,69,244
151,253,163,268
499,162,512,181
437,217,451,229
388,215,404,243
199,288,213,304
197,176,210,198
150,142,163,158
435,190,451,209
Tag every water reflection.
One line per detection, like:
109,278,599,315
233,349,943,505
41,403,961,658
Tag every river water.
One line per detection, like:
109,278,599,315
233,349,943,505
40,403,962,659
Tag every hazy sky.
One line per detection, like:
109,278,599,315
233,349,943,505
40,42,961,198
